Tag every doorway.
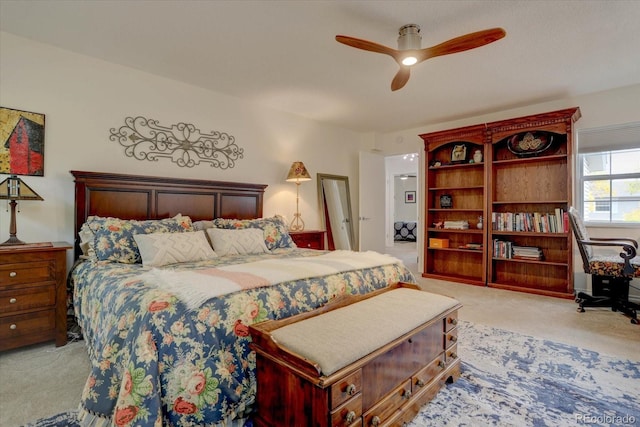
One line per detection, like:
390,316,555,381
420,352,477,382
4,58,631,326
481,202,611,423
385,153,419,273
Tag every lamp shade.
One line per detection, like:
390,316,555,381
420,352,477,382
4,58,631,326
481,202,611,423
0,175,43,201
286,161,311,182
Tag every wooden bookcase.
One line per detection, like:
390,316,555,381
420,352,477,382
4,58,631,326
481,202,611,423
421,124,488,286
420,107,581,298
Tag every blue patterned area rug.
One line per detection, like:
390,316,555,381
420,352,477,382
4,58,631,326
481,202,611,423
24,322,639,427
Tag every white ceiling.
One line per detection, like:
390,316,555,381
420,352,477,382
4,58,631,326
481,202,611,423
1,1,639,134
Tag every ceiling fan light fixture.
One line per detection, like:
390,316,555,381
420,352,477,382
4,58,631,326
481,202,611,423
401,55,418,66
398,24,421,66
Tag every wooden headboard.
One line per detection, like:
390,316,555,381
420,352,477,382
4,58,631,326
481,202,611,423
71,170,267,259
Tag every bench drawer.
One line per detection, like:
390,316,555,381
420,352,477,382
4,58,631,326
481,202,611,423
331,369,362,409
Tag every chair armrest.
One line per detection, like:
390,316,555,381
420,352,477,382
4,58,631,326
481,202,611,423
589,237,639,249
578,239,637,275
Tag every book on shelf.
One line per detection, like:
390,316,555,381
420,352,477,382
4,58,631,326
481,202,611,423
491,210,567,233
458,243,483,250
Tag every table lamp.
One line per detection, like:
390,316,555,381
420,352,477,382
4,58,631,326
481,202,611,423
0,175,44,246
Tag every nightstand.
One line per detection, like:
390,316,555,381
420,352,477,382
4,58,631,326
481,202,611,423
0,242,72,351
289,230,326,250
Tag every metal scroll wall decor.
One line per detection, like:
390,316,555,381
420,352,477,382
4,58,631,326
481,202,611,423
109,116,243,169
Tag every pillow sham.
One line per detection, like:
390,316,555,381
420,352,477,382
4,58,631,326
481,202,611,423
213,215,296,250
206,228,270,256
92,215,193,263
133,230,217,267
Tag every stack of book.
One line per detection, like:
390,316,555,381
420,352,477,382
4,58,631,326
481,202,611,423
444,220,469,230
512,245,544,260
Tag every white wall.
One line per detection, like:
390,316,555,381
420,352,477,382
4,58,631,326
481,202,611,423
0,33,367,262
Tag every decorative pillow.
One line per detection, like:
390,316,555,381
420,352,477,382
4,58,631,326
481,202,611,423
133,230,217,267
213,215,296,250
206,228,270,256
81,214,192,261
93,216,192,263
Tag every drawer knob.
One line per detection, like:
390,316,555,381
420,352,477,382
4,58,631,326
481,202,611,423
9,271,17,278
10,324,17,330
449,352,458,360
371,415,381,426
448,317,458,325
403,389,412,399
449,335,457,342
346,383,357,396
438,360,446,369
345,410,356,424
415,379,425,388
9,298,17,304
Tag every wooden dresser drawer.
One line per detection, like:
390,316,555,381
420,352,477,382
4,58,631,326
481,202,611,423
0,310,55,342
363,379,412,427
331,368,362,409
330,393,362,427
0,285,55,313
445,327,458,349
444,312,458,331
0,242,72,351
0,260,55,287
412,354,446,392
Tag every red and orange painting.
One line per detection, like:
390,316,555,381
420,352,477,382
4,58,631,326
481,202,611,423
0,107,45,176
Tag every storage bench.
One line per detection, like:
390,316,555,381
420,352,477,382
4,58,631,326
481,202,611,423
249,282,462,427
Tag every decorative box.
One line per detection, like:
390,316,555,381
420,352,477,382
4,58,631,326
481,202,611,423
429,238,450,248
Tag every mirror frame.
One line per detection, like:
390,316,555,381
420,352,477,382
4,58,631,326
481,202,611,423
317,173,355,251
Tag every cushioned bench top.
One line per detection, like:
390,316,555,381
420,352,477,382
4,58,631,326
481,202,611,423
270,288,459,376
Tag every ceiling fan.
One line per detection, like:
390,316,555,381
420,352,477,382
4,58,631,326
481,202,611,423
336,24,506,91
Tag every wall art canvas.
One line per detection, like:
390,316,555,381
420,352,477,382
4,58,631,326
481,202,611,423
405,191,416,203
0,107,45,176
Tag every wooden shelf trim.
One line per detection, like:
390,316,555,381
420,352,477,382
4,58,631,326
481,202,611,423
492,257,569,267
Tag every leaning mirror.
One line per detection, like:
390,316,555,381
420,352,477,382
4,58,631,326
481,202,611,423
317,173,355,250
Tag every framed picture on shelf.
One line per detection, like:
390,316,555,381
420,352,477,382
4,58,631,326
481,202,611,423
451,144,467,163
440,194,452,208
405,191,416,203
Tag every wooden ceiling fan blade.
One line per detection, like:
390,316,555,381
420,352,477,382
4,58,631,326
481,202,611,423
336,35,400,59
418,27,506,61
391,67,411,91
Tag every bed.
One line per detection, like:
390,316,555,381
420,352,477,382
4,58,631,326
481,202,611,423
69,171,415,427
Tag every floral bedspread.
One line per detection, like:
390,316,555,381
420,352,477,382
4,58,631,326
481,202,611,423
71,248,415,426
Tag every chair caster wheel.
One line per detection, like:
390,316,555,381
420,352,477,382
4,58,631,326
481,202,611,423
575,298,581,303
577,307,585,313
631,318,639,325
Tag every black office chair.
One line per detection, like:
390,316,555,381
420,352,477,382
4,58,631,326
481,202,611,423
568,207,640,324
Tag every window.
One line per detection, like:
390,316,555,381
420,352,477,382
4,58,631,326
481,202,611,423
578,148,640,225
578,123,640,226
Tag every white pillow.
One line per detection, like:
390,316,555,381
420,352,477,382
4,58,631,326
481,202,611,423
133,230,217,267
206,228,270,256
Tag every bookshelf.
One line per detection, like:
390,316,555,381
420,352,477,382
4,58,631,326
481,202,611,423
420,107,581,298
422,124,487,286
